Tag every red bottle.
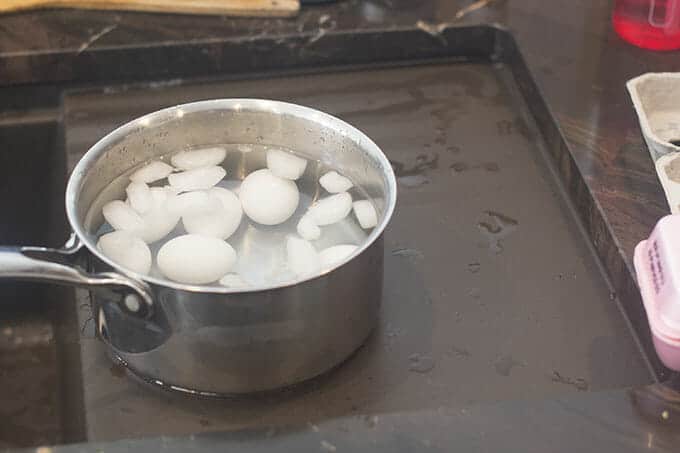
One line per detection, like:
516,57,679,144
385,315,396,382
613,0,680,50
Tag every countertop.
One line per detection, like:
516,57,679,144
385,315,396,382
2,0,680,451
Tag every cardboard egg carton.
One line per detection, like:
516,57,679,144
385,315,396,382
628,73,680,213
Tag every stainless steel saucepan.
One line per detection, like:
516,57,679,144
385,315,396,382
0,99,397,396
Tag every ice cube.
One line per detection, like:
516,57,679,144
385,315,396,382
308,192,352,226
297,214,321,241
129,161,174,184
171,147,227,170
319,244,358,268
137,204,180,244
102,200,144,232
219,273,248,288
319,171,353,193
168,166,226,191
126,181,153,214
166,191,216,217
266,149,307,180
239,169,300,225
182,187,243,239
352,200,378,229
286,236,320,277
97,230,152,275
157,234,237,284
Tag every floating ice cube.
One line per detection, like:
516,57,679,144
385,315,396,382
129,161,174,184
297,214,321,241
266,149,308,180
319,244,358,268
166,191,216,217
149,186,173,206
157,234,237,284
286,236,320,277
102,200,144,232
171,147,227,170
319,171,353,193
183,187,243,239
137,203,180,244
239,169,300,225
168,166,226,192
308,192,352,226
219,273,248,288
126,181,153,214
352,200,378,229
97,230,151,275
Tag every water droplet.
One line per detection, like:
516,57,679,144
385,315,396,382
450,162,469,173
494,355,523,376
363,415,379,428
551,371,588,391
482,162,500,172
467,288,481,299
408,353,435,373
321,440,337,452
477,211,518,254
467,262,481,273
398,174,430,188
448,346,471,358
391,247,424,260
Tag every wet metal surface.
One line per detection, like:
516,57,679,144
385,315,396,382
24,382,680,453
61,58,650,441
1,0,679,450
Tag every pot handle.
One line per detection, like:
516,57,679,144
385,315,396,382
0,239,153,317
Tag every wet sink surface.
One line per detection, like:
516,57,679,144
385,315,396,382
54,61,653,442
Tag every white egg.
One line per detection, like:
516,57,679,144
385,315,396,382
126,181,153,214
157,235,237,284
171,147,227,170
308,192,352,226
266,148,308,180
297,214,321,241
319,244,358,268
97,231,152,275
168,166,226,191
183,187,243,239
129,161,174,184
239,169,300,225
219,273,248,288
352,200,378,229
286,236,320,277
319,171,353,193
102,200,144,232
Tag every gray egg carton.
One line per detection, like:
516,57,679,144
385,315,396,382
628,73,680,212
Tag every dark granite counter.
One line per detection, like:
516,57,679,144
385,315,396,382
2,0,680,451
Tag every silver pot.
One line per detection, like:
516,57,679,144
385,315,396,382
0,99,397,396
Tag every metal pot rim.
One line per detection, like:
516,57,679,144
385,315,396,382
65,98,397,294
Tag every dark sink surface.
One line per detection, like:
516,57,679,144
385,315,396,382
1,0,680,451
0,122,85,448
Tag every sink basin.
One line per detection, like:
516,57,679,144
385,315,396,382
0,120,86,448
